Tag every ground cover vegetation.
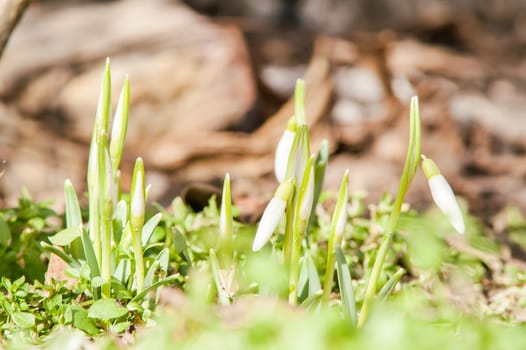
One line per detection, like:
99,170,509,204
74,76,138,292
0,61,526,349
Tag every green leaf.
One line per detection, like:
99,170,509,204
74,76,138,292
91,277,106,289
111,321,131,334
88,299,128,321
12,312,35,329
307,139,329,236
49,227,82,246
378,268,405,300
209,249,230,306
305,254,321,296
144,248,170,289
297,254,321,300
336,247,357,327
141,213,162,246
109,76,130,175
28,217,45,231
73,307,99,336
131,274,179,303
0,216,11,247
64,179,82,229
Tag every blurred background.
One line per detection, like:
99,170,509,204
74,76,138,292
1,0,526,222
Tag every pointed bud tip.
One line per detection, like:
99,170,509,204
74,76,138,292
252,240,263,252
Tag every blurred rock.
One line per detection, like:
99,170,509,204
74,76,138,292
0,0,255,206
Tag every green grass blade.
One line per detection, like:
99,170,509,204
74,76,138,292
130,274,179,303
378,268,405,301
109,76,130,177
336,247,357,327
209,249,230,306
141,213,162,246
307,139,329,236
64,179,82,229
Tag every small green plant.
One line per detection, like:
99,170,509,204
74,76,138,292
43,60,177,305
0,193,56,282
0,60,496,348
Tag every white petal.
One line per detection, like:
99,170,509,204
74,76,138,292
274,130,295,182
131,170,145,219
428,175,465,234
252,198,286,251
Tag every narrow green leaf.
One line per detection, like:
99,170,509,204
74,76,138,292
64,179,82,229
378,268,405,300
301,290,323,312
336,247,357,327
0,216,11,247
294,79,306,125
307,139,329,235
41,243,78,268
141,213,162,246
209,249,230,305
305,254,321,296
130,274,179,303
81,225,100,279
88,298,128,321
172,227,192,265
144,248,169,289
297,254,322,301
49,227,82,246
109,76,130,176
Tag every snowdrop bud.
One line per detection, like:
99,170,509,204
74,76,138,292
422,156,465,234
334,170,349,242
252,178,295,251
299,157,315,221
275,117,297,182
130,158,145,231
220,173,232,239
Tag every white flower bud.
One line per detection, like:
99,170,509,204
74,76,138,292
252,197,286,251
275,129,295,183
252,179,294,251
422,156,465,234
428,174,465,234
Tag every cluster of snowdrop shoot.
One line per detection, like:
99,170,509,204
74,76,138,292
249,79,465,322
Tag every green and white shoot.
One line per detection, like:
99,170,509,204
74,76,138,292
130,157,146,293
358,96,421,327
45,60,178,302
109,75,130,179
275,117,297,183
322,169,349,302
252,178,295,251
422,155,465,234
288,154,315,303
219,173,233,263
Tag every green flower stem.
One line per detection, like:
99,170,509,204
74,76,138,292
130,158,146,294
219,173,233,266
294,79,306,126
358,97,421,327
283,193,295,266
288,218,307,304
88,59,111,269
97,136,113,298
322,170,349,303
288,156,315,304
